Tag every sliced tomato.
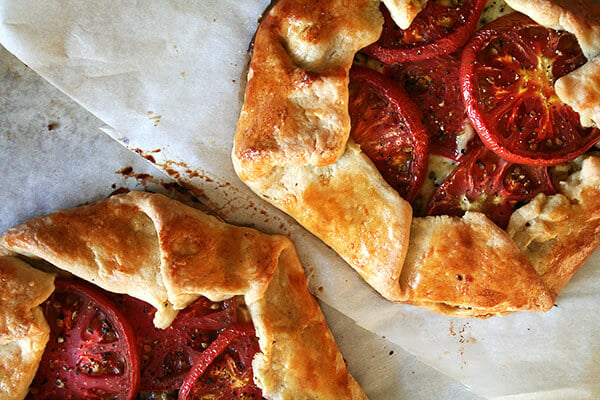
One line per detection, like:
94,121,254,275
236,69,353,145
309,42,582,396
425,143,556,228
110,294,237,392
461,12,600,166
178,323,263,400
364,0,487,64
386,54,476,161
349,65,429,202
29,279,140,400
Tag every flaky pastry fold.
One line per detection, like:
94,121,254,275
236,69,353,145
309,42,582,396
0,257,54,400
233,0,600,317
0,192,366,400
508,156,600,297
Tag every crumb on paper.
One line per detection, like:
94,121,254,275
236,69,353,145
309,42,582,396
47,122,59,131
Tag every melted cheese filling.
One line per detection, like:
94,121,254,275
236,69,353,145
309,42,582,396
478,0,515,28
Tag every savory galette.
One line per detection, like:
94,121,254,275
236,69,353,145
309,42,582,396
0,191,367,399
233,0,600,317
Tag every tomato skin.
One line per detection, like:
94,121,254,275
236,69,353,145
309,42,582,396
460,12,600,166
365,0,487,64
349,65,429,202
425,143,556,228
178,323,263,400
29,279,140,400
385,54,475,161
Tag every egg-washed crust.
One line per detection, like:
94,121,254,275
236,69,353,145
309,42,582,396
508,156,600,297
0,257,54,400
555,57,600,128
0,192,367,400
381,0,428,29
233,0,600,317
504,0,600,59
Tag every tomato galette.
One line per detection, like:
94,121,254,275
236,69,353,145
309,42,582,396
233,0,600,317
0,192,366,399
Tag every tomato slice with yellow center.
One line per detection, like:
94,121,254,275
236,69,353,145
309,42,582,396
365,0,487,64
349,65,429,202
425,143,556,228
460,12,600,165
29,279,140,400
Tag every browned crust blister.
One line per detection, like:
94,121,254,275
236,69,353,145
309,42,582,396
233,0,600,317
0,192,367,400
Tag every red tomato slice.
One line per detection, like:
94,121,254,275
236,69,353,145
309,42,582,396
386,54,475,161
461,12,600,166
425,143,556,228
28,279,140,400
178,323,263,400
364,0,487,64
111,294,237,392
349,65,429,202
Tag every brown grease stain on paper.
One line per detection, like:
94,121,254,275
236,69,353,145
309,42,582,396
119,151,290,235
449,321,476,370
147,111,161,126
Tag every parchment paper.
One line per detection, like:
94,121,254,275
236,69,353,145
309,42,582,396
1,1,599,398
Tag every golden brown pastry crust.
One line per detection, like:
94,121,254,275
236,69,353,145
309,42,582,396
0,256,54,400
233,0,600,317
508,156,600,297
382,0,428,29
555,56,600,128
505,0,600,59
0,192,366,400
235,141,412,301
1,194,177,328
234,0,382,180
404,213,553,317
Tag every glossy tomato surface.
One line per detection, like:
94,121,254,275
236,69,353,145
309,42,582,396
111,295,237,392
29,279,140,400
386,54,475,161
178,323,263,400
349,65,429,202
365,0,487,64
461,12,600,166
426,143,556,228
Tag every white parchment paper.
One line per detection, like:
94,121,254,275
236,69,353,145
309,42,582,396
1,1,599,398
